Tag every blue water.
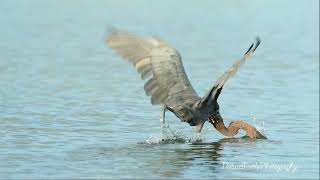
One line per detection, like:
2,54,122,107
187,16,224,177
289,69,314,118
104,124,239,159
0,0,319,179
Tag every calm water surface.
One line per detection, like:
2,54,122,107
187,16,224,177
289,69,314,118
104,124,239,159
0,0,319,179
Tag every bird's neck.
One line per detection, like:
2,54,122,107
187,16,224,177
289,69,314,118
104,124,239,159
208,114,263,138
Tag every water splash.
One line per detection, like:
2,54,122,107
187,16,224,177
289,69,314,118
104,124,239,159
143,120,204,144
190,132,204,143
144,122,187,144
252,113,267,136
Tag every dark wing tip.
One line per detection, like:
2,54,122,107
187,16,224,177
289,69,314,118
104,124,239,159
105,25,121,44
106,25,118,35
244,43,254,55
105,26,115,44
253,36,261,52
244,36,261,55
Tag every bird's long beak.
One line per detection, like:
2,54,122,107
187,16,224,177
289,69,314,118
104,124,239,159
195,122,204,133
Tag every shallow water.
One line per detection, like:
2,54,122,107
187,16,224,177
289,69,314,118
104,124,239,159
0,0,319,179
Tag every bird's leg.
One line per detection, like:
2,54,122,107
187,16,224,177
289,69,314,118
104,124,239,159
160,105,167,125
195,122,204,133
160,105,177,138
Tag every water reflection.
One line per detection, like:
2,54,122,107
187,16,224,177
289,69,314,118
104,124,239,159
145,138,262,178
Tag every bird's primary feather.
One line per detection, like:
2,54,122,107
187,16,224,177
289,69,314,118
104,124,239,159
200,37,261,106
106,30,200,108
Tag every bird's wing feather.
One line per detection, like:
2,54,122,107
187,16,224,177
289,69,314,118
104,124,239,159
106,31,199,107
201,37,261,105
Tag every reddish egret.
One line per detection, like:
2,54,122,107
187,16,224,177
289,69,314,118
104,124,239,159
106,30,265,139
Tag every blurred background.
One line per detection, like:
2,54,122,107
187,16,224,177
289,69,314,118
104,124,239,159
0,0,318,179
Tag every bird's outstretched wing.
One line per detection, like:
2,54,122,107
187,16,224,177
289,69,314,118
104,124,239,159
106,30,199,107
201,37,261,105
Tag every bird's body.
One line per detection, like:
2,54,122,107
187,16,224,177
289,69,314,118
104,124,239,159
106,30,266,139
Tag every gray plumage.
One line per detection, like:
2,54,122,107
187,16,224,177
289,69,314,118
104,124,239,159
106,30,261,132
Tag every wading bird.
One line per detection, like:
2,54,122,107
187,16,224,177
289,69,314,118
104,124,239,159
106,30,266,139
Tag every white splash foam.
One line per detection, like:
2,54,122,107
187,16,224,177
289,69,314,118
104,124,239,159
144,121,204,144
252,113,267,136
189,132,204,143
